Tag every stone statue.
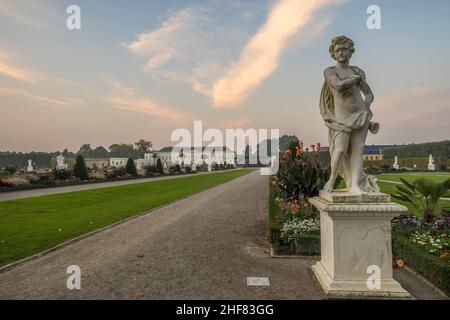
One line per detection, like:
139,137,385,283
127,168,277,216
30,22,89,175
428,154,435,171
27,159,33,172
320,36,380,194
393,156,399,170
56,154,68,170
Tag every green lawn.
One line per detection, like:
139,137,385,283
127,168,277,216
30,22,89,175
0,169,254,266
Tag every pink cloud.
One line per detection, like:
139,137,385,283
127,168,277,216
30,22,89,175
0,61,35,83
211,0,340,108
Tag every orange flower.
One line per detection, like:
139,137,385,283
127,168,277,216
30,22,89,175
286,149,291,155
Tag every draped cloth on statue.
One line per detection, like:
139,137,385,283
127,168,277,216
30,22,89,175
319,77,380,192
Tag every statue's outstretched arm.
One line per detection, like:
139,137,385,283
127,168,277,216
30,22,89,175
357,69,374,108
324,68,360,92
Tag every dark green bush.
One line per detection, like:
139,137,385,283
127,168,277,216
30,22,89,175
52,168,72,181
156,158,164,174
125,158,138,177
294,235,320,255
73,155,88,180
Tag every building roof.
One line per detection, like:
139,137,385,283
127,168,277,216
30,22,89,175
363,145,400,155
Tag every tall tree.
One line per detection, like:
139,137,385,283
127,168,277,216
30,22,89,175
109,144,135,158
92,146,108,158
73,155,88,180
134,139,153,153
78,144,92,157
125,158,138,177
156,158,164,174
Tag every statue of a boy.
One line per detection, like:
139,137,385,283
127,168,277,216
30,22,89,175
320,36,380,194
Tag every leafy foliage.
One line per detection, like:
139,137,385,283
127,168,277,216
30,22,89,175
393,177,450,223
383,140,449,159
52,168,72,181
275,140,330,202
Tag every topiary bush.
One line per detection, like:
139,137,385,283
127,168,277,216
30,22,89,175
156,158,164,174
73,155,88,180
125,158,138,177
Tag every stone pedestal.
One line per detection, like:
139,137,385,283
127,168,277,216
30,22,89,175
309,190,411,299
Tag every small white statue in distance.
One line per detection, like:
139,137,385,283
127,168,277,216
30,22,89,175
56,154,68,170
428,154,436,171
393,156,399,170
27,159,33,172
319,36,380,194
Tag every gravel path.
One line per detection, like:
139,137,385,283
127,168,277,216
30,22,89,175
0,170,320,299
0,170,232,202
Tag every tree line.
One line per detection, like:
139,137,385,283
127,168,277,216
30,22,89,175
0,139,153,169
383,140,450,159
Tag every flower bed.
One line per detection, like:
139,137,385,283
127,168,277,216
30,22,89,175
269,181,320,255
269,140,327,256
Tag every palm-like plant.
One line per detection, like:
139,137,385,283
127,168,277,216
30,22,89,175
392,178,450,223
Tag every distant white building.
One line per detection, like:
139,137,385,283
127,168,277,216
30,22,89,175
134,158,151,170
110,158,128,168
85,158,110,169
154,146,236,167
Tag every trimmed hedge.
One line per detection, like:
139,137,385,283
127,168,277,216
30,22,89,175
392,232,450,296
294,235,320,255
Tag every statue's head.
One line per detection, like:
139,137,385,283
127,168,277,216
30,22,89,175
329,36,354,62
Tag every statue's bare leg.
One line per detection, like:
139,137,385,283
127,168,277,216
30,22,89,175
324,132,349,192
348,122,369,194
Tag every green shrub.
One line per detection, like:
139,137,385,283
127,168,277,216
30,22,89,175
392,232,450,296
145,165,158,176
106,167,126,179
156,158,164,174
125,158,138,177
73,155,88,180
52,168,72,181
294,235,320,255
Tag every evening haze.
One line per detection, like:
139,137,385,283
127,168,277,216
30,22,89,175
1,0,449,152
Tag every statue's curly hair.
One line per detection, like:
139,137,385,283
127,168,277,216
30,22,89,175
329,36,355,59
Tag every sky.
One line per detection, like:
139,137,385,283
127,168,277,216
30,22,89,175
0,0,449,152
